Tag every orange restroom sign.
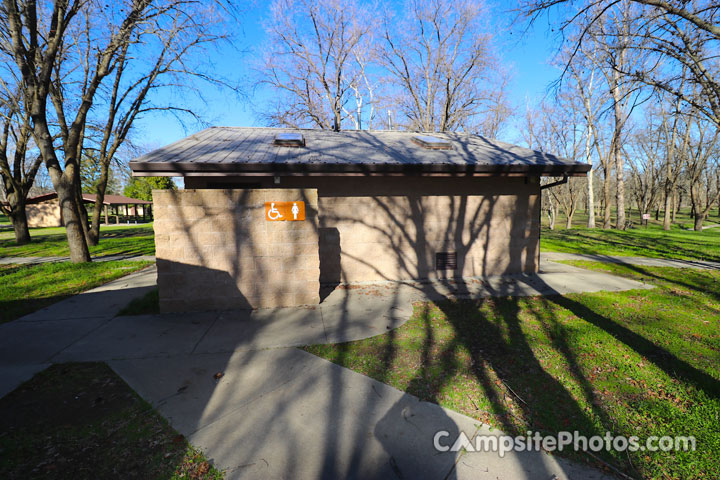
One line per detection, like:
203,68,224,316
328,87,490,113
265,201,305,221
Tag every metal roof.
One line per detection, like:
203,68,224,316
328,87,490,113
129,127,590,177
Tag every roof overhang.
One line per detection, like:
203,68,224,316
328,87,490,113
129,161,591,178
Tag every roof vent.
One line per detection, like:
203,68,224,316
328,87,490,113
412,135,452,150
273,132,305,147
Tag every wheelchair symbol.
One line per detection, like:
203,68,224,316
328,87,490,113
267,202,283,220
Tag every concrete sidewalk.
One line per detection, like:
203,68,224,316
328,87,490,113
0,266,157,395
51,259,652,360
0,259,643,479
542,251,720,270
111,349,612,480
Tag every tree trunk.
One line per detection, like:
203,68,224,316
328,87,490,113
603,167,612,229
547,206,556,230
56,180,92,263
614,133,626,230
1,183,32,244
616,176,626,229
587,169,595,228
609,62,627,231
77,190,91,243
72,166,92,246
566,211,574,229
690,183,705,231
694,214,704,231
8,205,31,245
89,201,102,245
662,189,672,230
88,154,112,245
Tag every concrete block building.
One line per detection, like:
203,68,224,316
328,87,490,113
23,192,152,227
130,127,589,312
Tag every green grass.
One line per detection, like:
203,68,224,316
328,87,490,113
0,261,152,324
304,263,720,479
0,224,155,258
0,362,223,479
118,288,159,316
541,225,720,262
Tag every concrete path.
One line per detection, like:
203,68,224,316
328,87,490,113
50,259,653,359
0,254,155,265
0,266,157,396
0,259,648,479
543,251,720,270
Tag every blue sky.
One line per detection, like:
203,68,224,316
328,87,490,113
133,0,564,149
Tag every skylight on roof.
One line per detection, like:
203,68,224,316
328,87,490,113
411,135,452,150
273,132,305,147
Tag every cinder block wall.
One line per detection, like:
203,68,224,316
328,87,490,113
185,176,541,283
316,177,540,282
27,199,62,227
153,189,319,312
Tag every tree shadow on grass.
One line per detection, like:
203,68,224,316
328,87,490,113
545,293,720,399
544,228,720,263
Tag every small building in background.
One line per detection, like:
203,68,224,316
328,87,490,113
130,127,589,312
25,192,153,227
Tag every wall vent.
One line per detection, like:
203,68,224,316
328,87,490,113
436,252,457,270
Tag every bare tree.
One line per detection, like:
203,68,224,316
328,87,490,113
551,1,648,230
524,97,584,228
2,0,238,260
561,34,616,230
653,95,688,230
549,95,585,228
63,2,234,245
685,116,720,230
379,0,505,133
0,85,43,244
2,0,167,262
474,73,515,139
588,1,649,230
627,121,663,220
569,57,602,228
341,38,378,130
519,0,720,128
258,0,372,131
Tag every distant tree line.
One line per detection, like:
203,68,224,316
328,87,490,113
520,0,719,231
